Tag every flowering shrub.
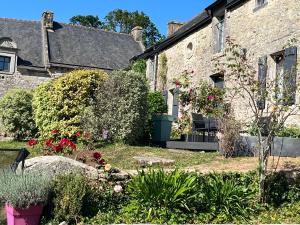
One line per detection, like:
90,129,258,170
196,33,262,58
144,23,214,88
32,69,108,138
43,129,77,155
27,139,38,147
171,70,225,134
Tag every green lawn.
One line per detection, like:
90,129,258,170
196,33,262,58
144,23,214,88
0,141,27,170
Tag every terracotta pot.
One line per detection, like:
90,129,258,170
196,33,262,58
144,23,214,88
5,204,43,225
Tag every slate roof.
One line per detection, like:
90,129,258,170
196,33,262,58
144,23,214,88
0,18,44,68
135,0,247,60
0,18,143,70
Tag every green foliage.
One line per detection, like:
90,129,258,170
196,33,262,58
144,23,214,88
131,59,146,75
82,70,148,144
265,172,300,206
194,80,225,118
159,53,168,89
70,15,103,28
276,125,300,138
50,174,127,224
148,91,168,114
32,69,108,138
124,169,198,223
0,170,51,209
0,89,37,140
104,9,163,47
199,173,257,223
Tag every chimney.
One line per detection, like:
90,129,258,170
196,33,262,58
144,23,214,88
42,11,54,30
168,21,184,36
131,26,143,42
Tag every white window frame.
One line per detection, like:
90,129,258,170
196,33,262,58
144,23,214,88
0,52,16,75
216,17,225,53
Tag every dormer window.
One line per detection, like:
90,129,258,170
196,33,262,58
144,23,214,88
0,38,18,75
0,56,11,72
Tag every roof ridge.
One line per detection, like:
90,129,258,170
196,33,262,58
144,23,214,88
59,22,133,37
0,17,40,24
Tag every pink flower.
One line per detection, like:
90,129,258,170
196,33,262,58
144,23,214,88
75,132,81,137
175,80,181,87
208,95,215,101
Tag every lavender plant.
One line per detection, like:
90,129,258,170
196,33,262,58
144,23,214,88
0,170,52,209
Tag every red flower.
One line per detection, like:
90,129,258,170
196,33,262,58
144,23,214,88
175,80,181,86
45,139,53,147
59,138,69,146
93,152,102,160
208,95,215,101
51,129,59,135
98,159,106,165
27,139,38,146
75,132,81,137
54,144,63,153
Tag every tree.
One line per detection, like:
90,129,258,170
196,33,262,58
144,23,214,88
215,37,299,201
104,9,163,48
70,15,104,28
70,10,164,48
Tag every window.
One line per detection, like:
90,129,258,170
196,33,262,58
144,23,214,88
186,42,194,59
272,47,298,105
0,56,11,72
216,16,225,53
210,73,224,89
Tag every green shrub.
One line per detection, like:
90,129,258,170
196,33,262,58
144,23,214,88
131,59,146,75
0,89,37,140
148,91,168,114
50,174,127,224
82,70,148,144
0,170,52,209
32,69,108,138
276,125,300,138
123,169,198,223
198,173,257,223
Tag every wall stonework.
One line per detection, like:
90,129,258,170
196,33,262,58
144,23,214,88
150,0,300,125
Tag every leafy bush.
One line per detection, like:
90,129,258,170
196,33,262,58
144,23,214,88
32,69,108,138
148,91,168,114
48,174,127,224
123,169,198,223
82,70,148,144
276,125,300,138
131,59,146,75
0,170,51,209
197,172,257,223
0,89,37,140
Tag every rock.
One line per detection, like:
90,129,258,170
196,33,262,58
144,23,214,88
109,170,130,181
133,156,175,167
18,156,99,180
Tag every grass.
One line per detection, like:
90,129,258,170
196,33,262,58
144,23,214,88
0,141,27,170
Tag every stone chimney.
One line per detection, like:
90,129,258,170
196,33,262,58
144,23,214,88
168,21,184,36
131,26,143,42
42,11,54,30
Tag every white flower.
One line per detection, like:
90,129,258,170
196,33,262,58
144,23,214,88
113,185,123,193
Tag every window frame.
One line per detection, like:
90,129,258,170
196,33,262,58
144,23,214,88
0,55,11,72
215,16,225,53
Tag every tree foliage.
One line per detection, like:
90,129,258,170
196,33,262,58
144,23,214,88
70,10,163,48
70,15,103,28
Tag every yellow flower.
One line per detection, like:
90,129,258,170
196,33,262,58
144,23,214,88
104,164,111,171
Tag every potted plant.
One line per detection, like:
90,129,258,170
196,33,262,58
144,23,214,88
0,170,52,225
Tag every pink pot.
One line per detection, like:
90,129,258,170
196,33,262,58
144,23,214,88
5,204,43,225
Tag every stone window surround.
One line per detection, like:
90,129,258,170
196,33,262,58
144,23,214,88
0,51,17,75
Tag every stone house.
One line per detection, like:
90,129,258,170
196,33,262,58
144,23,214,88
136,0,300,124
0,11,144,96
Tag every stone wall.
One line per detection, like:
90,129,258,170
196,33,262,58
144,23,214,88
150,0,300,125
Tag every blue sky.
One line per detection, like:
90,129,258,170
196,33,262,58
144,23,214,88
3,0,215,35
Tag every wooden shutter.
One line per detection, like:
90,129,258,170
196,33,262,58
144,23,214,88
257,56,268,110
172,88,179,119
283,46,297,105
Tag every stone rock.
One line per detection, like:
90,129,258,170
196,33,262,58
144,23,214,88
133,156,175,167
109,170,130,181
18,156,99,180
